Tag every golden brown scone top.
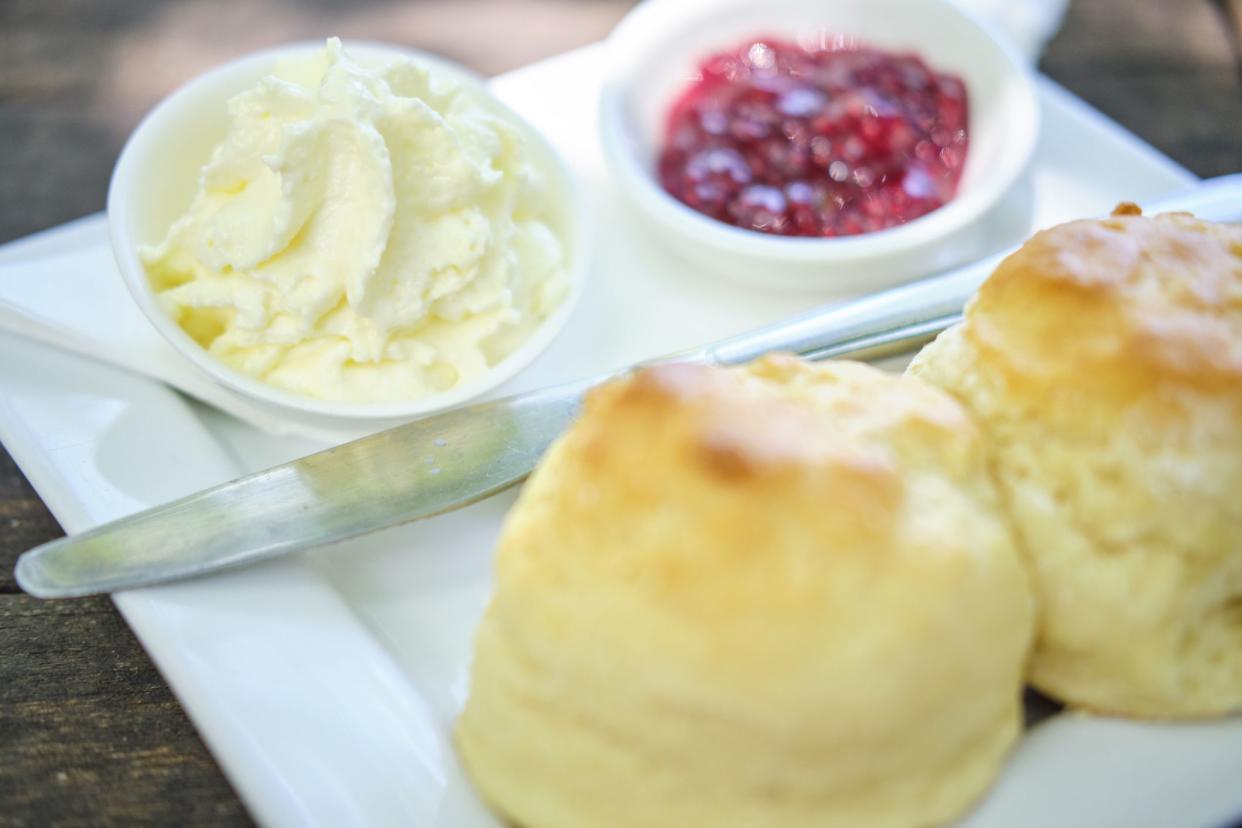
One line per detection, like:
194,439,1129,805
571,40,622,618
584,354,979,474
492,354,1022,679
966,207,1242,400
569,354,984,557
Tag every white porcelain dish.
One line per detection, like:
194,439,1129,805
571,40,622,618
4,44,1240,828
599,0,1039,291
108,40,587,424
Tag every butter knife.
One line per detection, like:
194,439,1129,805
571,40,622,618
16,175,1242,598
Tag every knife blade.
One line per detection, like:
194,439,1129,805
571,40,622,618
16,174,1242,598
15,373,606,597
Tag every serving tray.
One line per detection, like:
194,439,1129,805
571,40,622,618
2,44,1240,828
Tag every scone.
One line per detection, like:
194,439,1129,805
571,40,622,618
456,356,1033,828
910,206,1242,718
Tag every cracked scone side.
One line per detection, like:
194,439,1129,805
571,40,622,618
910,209,1242,718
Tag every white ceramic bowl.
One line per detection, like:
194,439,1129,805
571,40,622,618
109,40,586,424
599,0,1038,292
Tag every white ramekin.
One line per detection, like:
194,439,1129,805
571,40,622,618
599,0,1038,292
109,40,587,425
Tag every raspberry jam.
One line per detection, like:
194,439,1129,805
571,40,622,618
657,38,969,237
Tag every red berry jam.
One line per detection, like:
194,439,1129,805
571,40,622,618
658,38,969,237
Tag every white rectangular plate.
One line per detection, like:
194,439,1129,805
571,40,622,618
2,44,1240,828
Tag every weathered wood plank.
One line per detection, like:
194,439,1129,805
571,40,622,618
0,449,63,594
1041,0,1242,178
0,593,251,825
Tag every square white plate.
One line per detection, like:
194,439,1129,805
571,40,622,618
2,44,1240,828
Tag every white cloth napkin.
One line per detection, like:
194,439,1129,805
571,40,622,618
956,0,1069,61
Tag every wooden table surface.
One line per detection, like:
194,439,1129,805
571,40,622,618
2,0,1240,824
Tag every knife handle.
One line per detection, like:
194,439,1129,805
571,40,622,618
705,173,1242,367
